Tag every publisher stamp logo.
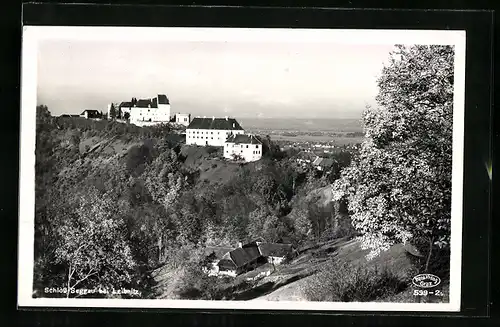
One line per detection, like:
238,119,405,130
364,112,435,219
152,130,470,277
412,274,441,289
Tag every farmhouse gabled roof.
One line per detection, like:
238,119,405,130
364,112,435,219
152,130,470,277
219,244,261,269
258,243,293,258
119,102,132,108
312,157,336,168
204,246,234,259
230,246,261,267
187,117,244,131
225,134,262,145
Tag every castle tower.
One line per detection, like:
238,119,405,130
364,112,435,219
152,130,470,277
156,94,171,121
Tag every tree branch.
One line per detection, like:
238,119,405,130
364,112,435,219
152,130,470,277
71,267,98,291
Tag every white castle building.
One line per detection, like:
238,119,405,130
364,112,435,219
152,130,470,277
186,116,262,162
186,116,245,147
224,134,262,162
115,94,171,127
175,113,191,127
109,94,190,127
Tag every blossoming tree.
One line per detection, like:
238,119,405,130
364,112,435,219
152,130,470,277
332,45,454,271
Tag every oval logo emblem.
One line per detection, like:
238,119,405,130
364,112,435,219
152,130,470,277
412,274,441,288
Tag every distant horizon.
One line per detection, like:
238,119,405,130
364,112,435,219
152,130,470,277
47,109,364,121
36,28,397,119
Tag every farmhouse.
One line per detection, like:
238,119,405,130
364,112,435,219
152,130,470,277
312,156,336,171
224,134,262,162
217,242,264,277
115,94,171,127
80,110,102,119
257,243,293,265
202,246,234,276
214,239,293,277
186,116,245,147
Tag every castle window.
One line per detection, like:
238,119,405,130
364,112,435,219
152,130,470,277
256,145,258,148
246,145,249,148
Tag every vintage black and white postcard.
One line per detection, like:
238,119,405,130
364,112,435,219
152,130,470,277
18,26,465,311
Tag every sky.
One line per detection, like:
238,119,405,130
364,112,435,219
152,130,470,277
37,37,395,119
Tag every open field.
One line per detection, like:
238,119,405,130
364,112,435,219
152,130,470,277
240,118,363,133
269,133,364,146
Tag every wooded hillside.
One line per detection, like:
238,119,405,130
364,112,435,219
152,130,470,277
34,108,353,298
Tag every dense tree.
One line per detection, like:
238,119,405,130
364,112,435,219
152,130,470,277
332,45,454,268
109,104,117,119
54,187,136,297
36,104,52,122
142,149,183,262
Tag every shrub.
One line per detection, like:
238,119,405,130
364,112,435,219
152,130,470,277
304,260,409,302
125,144,153,176
177,265,221,300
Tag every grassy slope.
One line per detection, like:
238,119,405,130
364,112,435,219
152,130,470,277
246,239,416,302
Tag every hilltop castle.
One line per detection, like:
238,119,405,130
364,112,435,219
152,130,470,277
108,94,191,127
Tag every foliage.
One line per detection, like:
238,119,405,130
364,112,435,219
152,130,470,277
256,135,285,160
53,186,136,297
331,45,454,265
304,260,409,302
177,261,222,300
231,153,244,161
109,104,117,119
